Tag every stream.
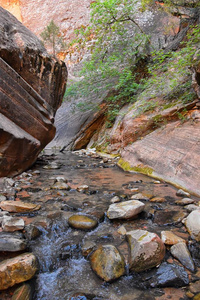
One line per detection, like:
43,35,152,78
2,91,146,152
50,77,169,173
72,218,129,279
1,149,200,300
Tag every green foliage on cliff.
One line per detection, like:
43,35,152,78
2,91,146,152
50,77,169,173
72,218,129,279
40,20,65,56
65,0,151,121
65,0,199,124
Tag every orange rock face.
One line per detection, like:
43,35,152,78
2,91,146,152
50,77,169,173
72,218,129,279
0,7,67,177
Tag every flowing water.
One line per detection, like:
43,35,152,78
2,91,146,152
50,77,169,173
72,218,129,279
7,150,200,300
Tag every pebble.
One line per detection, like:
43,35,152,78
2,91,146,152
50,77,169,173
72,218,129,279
175,198,195,206
107,200,145,220
68,214,98,230
161,230,186,245
176,189,190,197
110,195,120,203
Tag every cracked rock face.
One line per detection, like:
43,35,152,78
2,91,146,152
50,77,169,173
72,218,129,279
0,7,67,177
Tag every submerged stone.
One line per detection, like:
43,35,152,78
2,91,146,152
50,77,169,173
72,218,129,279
107,200,145,220
126,229,165,272
12,283,32,300
68,214,98,230
175,198,195,206
90,244,125,282
0,253,38,290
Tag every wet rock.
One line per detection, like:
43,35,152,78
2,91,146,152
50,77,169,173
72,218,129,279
154,210,187,226
2,216,25,232
126,229,165,272
175,198,195,206
194,294,200,300
51,181,71,190
55,176,68,183
189,280,200,294
147,262,189,288
0,200,41,212
185,204,200,212
24,224,41,240
90,245,125,282
183,210,200,241
150,197,166,203
110,196,120,203
170,242,195,272
107,200,145,220
12,283,32,300
176,189,190,197
77,185,89,192
0,195,7,201
130,193,150,201
43,162,61,169
0,232,27,252
82,240,96,257
161,231,186,245
0,252,38,290
68,214,98,230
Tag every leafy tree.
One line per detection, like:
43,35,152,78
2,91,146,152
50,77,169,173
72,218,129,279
65,0,151,123
40,20,65,56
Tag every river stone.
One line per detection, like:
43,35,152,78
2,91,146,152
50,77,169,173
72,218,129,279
161,231,186,245
148,262,189,288
0,232,27,252
107,200,145,220
183,210,200,241
0,200,41,212
0,253,38,290
51,181,71,190
176,189,190,197
185,204,200,212
2,216,25,232
175,198,195,206
90,245,125,282
68,215,98,230
77,185,89,192
24,224,41,240
126,229,165,272
170,242,195,272
154,210,187,225
12,283,32,300
130,193,150,201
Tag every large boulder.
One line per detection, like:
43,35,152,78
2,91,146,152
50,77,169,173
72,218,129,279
0,7,67,177
0,253,38,290
126,229,165,272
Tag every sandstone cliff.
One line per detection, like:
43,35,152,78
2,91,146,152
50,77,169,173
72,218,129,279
0,7,67,177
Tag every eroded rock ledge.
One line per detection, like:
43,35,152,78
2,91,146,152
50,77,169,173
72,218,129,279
0,7,67,177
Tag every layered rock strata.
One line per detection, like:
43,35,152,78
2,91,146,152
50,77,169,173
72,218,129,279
0,7,67,177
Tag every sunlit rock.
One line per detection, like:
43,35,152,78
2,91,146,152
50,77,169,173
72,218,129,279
126,229,165,272
107,200,145,220
90,245,125,282
0,253,38,290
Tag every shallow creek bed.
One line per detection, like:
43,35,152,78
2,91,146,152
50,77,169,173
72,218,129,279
0,149,200,300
